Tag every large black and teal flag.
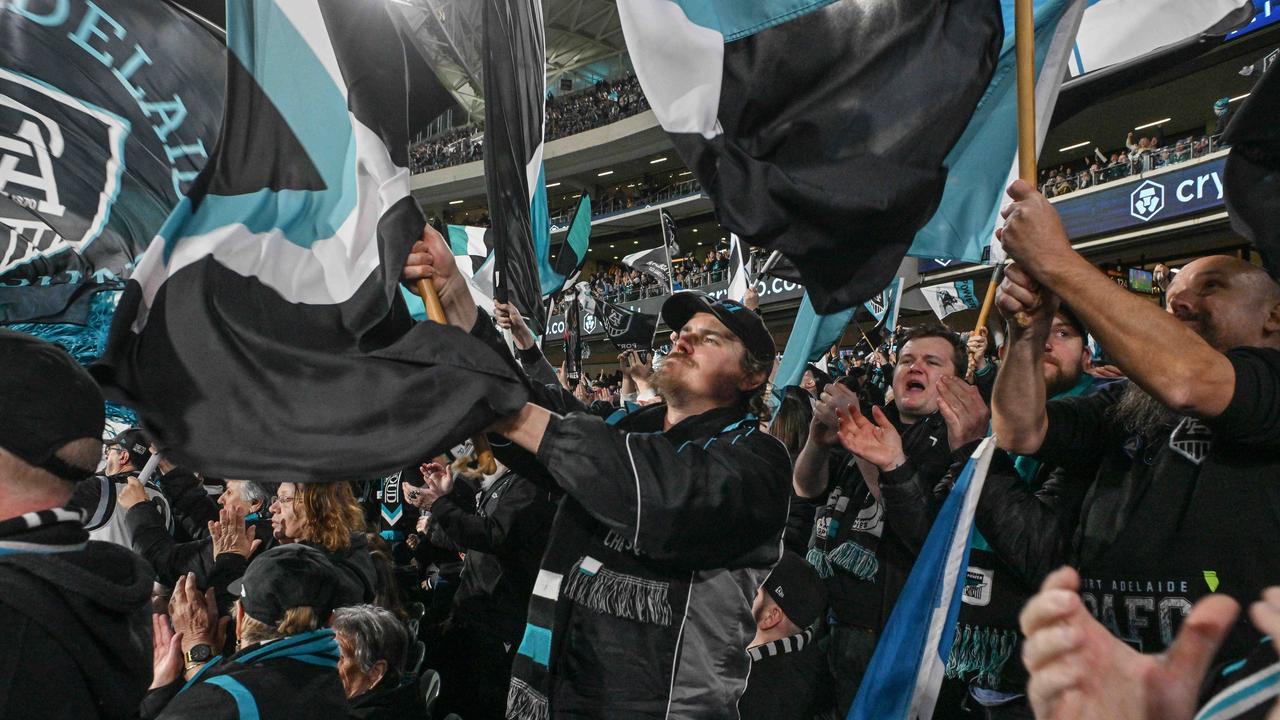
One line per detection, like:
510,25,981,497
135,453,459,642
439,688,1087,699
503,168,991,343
618,0,1002,313
482,0,548,334
1223,53,1280,278
93,0,528,484
0,0,224,324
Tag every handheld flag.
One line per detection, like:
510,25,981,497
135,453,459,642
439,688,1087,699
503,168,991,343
849,438,998,720
622,243,675,289
594,292,659,352
726,234,751,303
482,0,547,334
0,0,224,324
93,0,529,483
1223,53,1280,278
1066,0,1253,79
563,291,583,384
543,193,592,296
920,280,982,321
864,278,905,337
618,0,1003,313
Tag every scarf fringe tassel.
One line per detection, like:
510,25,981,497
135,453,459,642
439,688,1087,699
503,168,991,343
506,677,548,720
825,540,879,581
944,624,1018,689
563,562,672,626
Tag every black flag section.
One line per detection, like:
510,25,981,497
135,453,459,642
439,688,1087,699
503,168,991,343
593,294,657,352
1223,56,1280,278
482,0,547,334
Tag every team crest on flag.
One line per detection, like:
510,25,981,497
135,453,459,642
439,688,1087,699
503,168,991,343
93,0,528,483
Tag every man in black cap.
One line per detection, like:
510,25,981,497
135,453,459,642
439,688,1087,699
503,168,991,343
142,544,349,719
739,551,831,720
0,330,154,719
72,426,172,548
403,226,791,718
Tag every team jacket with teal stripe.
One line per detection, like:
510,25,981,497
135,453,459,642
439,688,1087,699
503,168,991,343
141,629,348,720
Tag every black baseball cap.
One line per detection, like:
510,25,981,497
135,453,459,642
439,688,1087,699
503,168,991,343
763,551,827,630
107,428,153,467
227,544,340,626
0,330,104,481
661,291,776,365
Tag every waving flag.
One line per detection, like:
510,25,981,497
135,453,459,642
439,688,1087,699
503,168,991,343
93,0,528,483
482,0,547,334
773,293,854,401
1067,0,1253,78
920,280,981,321
543,193,592,297
850,438,998,720
726,234,750,302
618,0,1003,313
864,277,905,336
1223,52,1280,278
0,0,224,324
586,289,658,352
622,243,674,290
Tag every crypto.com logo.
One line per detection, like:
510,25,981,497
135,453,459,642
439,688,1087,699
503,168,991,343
1129,180,1165,222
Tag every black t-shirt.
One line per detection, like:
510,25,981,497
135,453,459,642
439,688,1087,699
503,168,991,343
1035,347,1280,659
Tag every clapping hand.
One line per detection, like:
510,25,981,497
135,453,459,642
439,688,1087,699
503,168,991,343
936,376,990,451
835,405,906,473
150,613,184,689
169,573,226,660
209,506,261,559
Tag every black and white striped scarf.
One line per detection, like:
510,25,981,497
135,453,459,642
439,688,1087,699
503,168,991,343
0,506,88,556
748,628,814,662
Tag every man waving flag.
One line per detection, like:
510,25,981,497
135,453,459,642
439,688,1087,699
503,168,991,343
93,0,528,483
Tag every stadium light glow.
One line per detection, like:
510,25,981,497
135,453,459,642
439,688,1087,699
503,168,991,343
650,157,667,164
1133,117,1171,131
1057,140,1090,152
448,200,464,205
1230,93,1251,102
546,182,561,188
678,171,692,176
597,170,614,177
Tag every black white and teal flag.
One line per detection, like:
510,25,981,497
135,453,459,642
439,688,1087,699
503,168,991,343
726,233,750,303
618,0,1003,313
93,0,528,483
482,0,548,334
920,280,981,321
543,193,592,296
587,290,657,353
864,277,905,336
0,0,224,324
1223,52,1280,278
621,243,674,290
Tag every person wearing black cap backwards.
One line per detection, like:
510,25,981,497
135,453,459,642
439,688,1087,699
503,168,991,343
0,330,154,719
739,551,832,720
403,226,791,719
142,544,348,720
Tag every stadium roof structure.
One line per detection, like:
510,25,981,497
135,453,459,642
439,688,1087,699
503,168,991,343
391,0,629,123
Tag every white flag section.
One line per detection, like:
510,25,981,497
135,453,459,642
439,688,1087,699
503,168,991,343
849,438,998,720
450,225,496,316
1068,0,1253,77
920,280,982,320
726,234,750,303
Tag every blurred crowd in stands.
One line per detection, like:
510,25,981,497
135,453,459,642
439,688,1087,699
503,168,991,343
1039,131,1220,198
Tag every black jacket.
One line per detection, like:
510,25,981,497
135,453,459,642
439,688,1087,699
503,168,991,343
348,675,430,719
739,631,831,720
155,469,219,542
0,508,153,720
433,470,557,643
142,629,348,720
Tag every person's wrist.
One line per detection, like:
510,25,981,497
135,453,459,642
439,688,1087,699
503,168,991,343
181,634,214,655
513,328,536,350
879,452,907,473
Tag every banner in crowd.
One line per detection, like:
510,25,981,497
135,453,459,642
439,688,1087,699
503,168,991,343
919,280,981,320
563,290,583,383
0,0,225,324
907,0,1086,265
482,0,547,335
864,277,905,335
583,287,658,352
93,0,528,483
542,193,592,297
850,438,997,719
1223,53,1280,277
618,0,1003,313
622,240,674,290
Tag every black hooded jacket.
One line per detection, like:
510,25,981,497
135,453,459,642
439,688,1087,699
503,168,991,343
0,508,153,719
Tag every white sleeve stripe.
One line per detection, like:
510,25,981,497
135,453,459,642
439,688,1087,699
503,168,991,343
626,433,643,548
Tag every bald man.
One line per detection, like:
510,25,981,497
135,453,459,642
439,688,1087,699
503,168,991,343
985,179,1280,675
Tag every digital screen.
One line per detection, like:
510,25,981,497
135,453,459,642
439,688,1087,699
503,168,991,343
1128,268,1154,293
1227,1,1280,41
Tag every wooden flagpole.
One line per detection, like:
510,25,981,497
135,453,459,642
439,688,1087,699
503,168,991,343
974,0,1037,336
416,278,498,474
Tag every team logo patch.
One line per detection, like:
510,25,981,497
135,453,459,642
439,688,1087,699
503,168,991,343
962,566,994,607
1169,417,1212,465
0,69,127,274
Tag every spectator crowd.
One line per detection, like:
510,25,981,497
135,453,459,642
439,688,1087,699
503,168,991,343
409,74,650,174
4,172,1280,720
1040,131,1219,198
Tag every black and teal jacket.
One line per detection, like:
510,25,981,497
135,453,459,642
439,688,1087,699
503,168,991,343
142,629,348,720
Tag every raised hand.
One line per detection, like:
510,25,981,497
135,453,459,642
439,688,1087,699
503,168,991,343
118,476,149,509
836,405,906,473
169,573,226,658
150,612,184,689
402,224,476,328
209,506,261,559
997,262,1059,337
936,376,990,451
1021,567,1238,720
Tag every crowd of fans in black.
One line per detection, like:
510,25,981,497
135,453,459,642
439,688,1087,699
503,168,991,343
4,177,1280,720
409,74,650,175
